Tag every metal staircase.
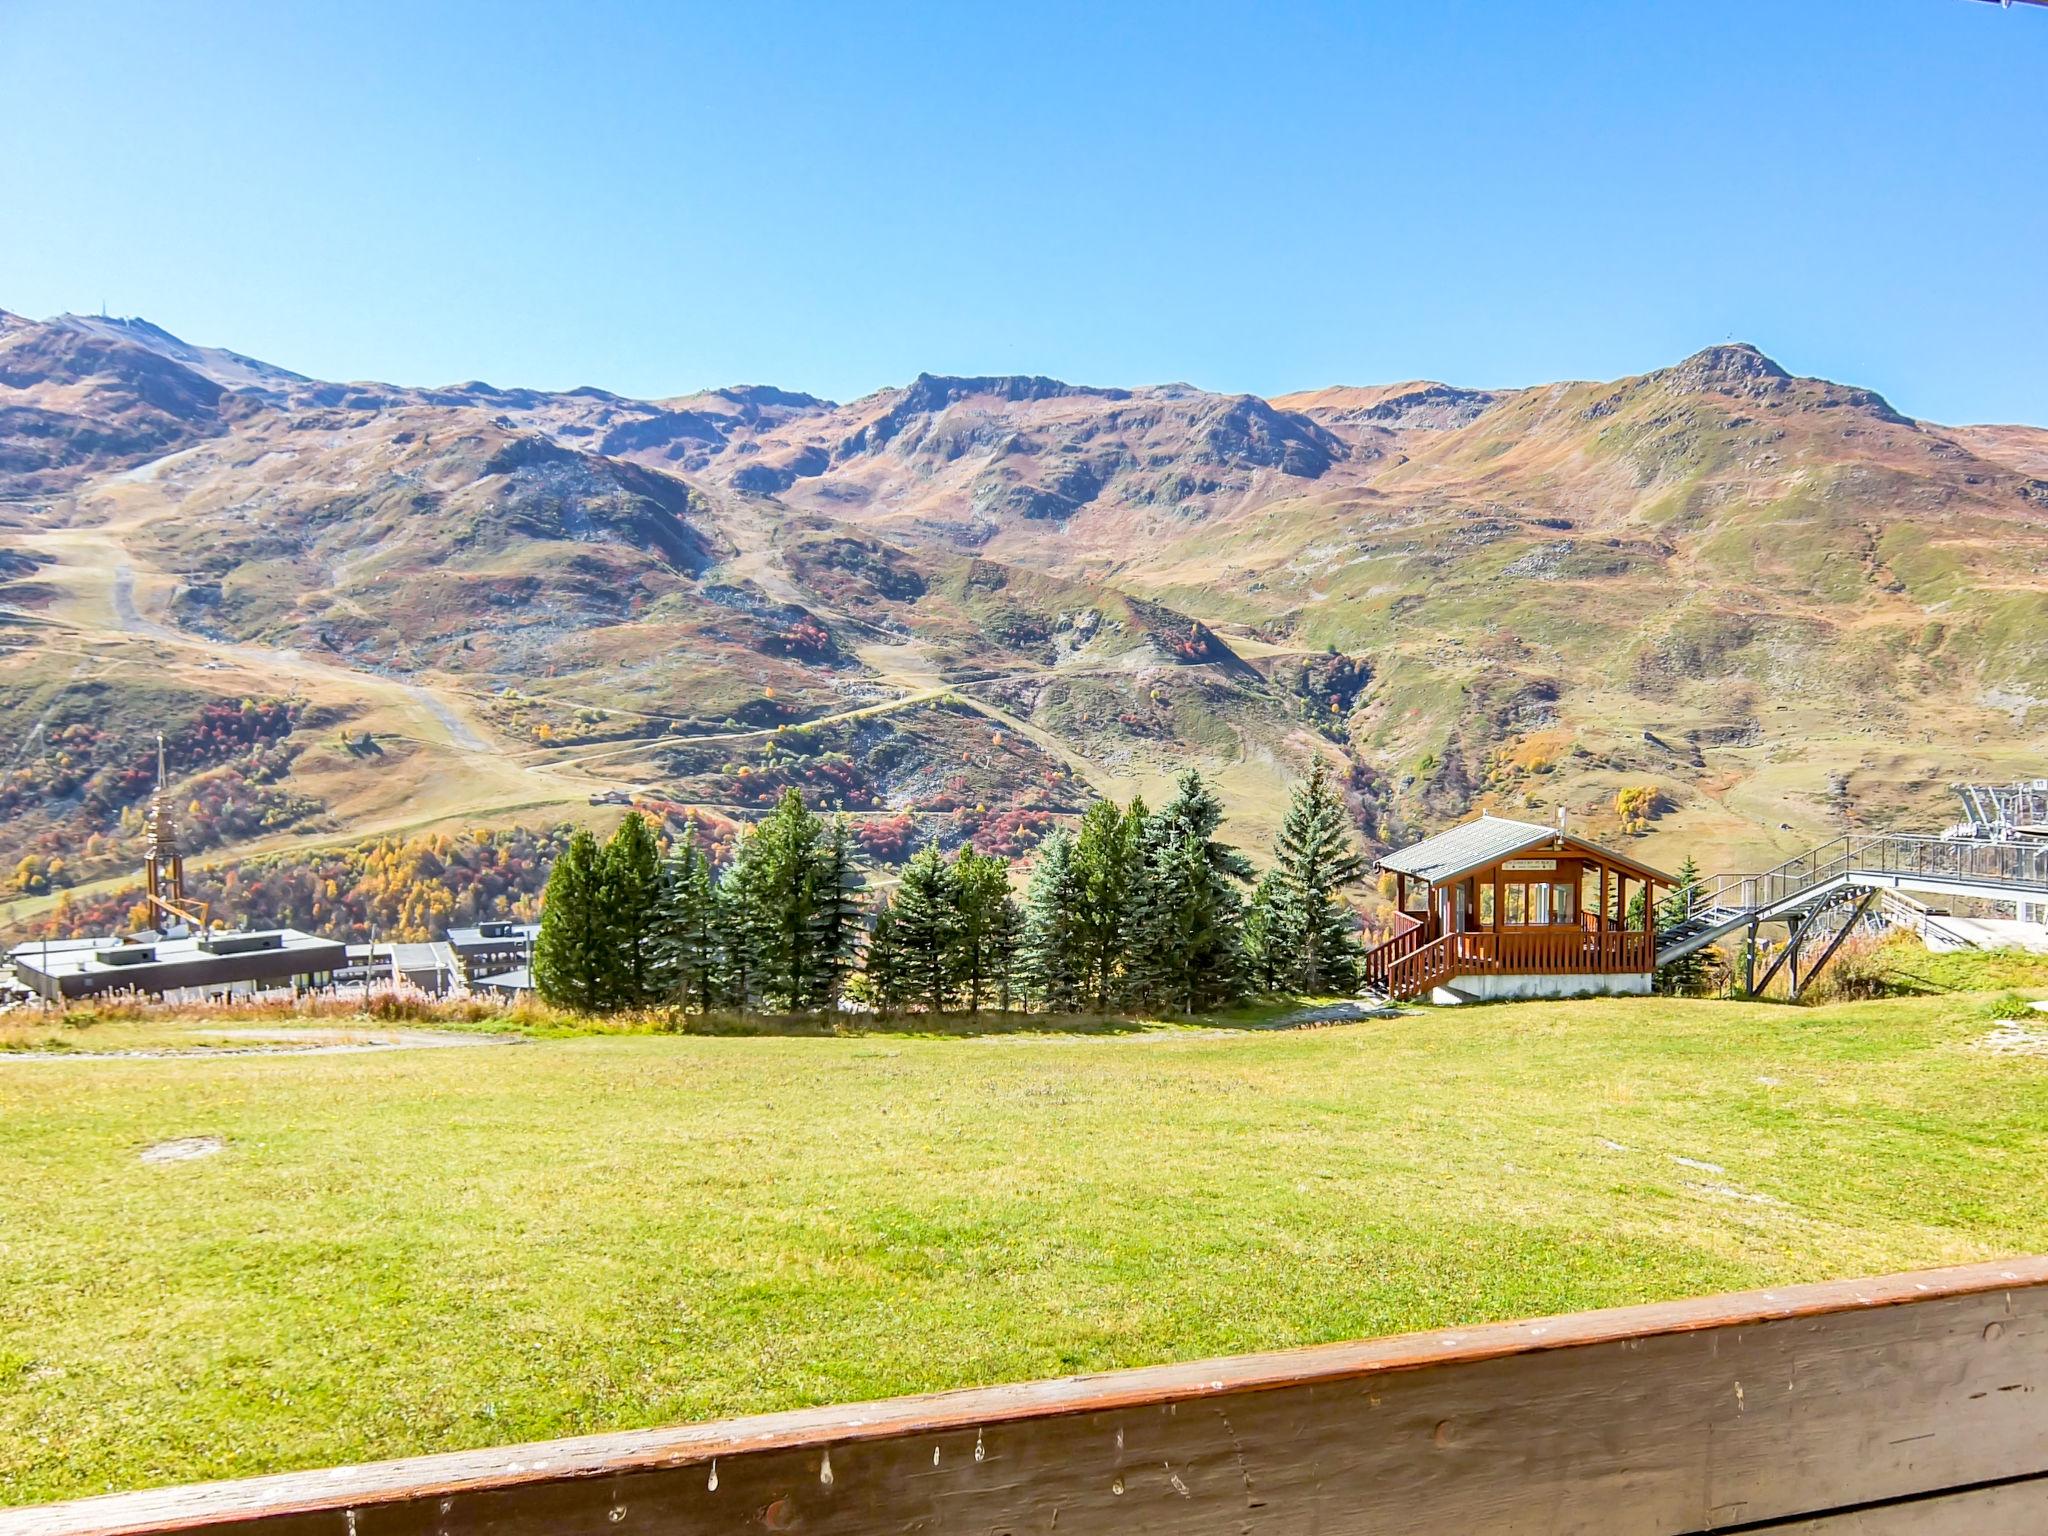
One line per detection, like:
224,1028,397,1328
1655,832,2048,997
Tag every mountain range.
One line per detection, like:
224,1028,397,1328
2,306,2044,932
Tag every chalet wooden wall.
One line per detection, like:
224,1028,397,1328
9,1257,2046,1536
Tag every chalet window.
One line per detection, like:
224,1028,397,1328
1552,883,1576,923
1504,886,1526,925
1479,886,1495,926
1529,883,1550,925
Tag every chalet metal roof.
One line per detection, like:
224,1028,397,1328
1378,815,1558,883
1377,814,1675,887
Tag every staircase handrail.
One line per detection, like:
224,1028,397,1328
1671,831,2048,932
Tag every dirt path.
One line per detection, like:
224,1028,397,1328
0,1027,523,1061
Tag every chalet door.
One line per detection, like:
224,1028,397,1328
1440,885,1469,933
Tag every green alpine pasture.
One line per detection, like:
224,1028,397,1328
4,962,2047,1505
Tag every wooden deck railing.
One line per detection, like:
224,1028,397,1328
1370,927,1654,1000
10,1256,2047,1535
1361,917,1427,992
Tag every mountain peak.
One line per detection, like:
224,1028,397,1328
1667,342,1790,394
49,310,308,392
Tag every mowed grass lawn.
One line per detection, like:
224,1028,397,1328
5,978,2048,1504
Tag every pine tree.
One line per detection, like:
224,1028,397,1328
952,846,1012,1013
1130,770,1250,1010
651,823,719,1012
599,811,663,1009
533,829,610,1011
1655,853,1711,995
990,894,1025,1012
1071,797,1144,1011
1241,869,1290,995
1023,830,1088,1012
892,845,959,1013
1271,761,1365,994
811,816,865,1011
1147,770,1254,885
753,788,826,1012
860,892,907,1013
1148,829,1243,1014
714,829,770,1011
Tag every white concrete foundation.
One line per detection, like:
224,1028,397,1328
1430,972,1653,1006
1932,918,2048,955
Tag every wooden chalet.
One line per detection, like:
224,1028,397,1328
1365,813,1674,1002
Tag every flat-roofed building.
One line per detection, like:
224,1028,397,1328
9,929,348,1003
339,942,459,995
444,920,537,987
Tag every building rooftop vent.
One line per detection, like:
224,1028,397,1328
200,931,286,956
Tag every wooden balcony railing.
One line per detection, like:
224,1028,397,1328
1368,927,1654,1000
12,1256,2048,1535
1362,917,1428,991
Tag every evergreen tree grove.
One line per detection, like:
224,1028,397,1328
528,765,1390,1019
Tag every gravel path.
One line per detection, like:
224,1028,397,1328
1,1028,522,1062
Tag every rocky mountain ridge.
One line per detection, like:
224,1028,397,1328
1,307,2042,926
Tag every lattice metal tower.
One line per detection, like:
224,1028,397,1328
143,734,187,918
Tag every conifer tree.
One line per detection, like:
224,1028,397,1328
860,892,907,1013
990,893,1025,1012
753,788,826,1012
1072,797,1144,1011
1655,853,1710,995
1147,828,1244,1014
714,829,770,1011
533,829,610,1011
952,846,1012,1013
892,845,959,1013
811,816,865,1011
599,811,663,1008
1271,760,1365,994
652,823,719,1012
1023,830,1088,1012
1130,770,1250,1010
1241,869,1290,994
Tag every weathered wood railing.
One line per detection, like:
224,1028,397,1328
10,1257,2047,1535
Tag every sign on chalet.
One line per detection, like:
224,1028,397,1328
1366,813,1674,1003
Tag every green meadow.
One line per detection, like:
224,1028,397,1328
4,960,2046,1505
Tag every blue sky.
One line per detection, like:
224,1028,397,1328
2,0,2043,422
